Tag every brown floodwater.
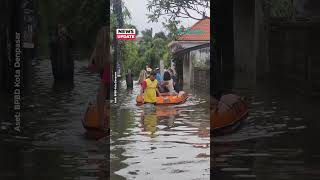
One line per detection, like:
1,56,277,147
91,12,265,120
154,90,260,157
0,59,210,180
110,81,210,180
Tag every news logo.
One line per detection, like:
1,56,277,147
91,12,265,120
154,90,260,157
116,29,136,40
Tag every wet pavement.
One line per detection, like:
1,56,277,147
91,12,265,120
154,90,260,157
110,81,210,180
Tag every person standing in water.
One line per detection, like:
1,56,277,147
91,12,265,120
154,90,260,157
125,69,133,90
140,71,162,104
89,26,110,133
89,27,109,78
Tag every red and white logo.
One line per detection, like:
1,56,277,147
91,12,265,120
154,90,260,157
116,29,136,40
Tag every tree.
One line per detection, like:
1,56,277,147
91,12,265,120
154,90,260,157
122,41,140,75
161,18,180,40
147,0,210,22
154,31,167,40
141,29,153,44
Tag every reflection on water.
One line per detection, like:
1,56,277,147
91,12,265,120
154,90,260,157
213,83,320,180
110,81,210,180
0,59,109,180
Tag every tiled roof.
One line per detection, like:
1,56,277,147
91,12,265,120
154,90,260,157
177,18,210,41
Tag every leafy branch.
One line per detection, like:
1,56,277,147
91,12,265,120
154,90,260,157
147,0,210,22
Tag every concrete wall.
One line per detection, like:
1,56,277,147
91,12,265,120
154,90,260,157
190,47,210,92
269,22,320,95
183,53,191,89
231,0,320,95
176,46,210,92
190,47,210,69
233,0,256,88
194,68,210,94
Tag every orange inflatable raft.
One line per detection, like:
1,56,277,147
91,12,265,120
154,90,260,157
136,92,188,105
82,102,109,139
211,94,248,134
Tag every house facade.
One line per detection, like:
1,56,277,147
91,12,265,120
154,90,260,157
169,18,210,94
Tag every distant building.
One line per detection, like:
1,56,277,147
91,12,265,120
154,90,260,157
168,18,210,93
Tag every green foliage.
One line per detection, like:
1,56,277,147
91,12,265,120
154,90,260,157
154,31,167,40
147,0,210,21
146,0,210,42
121,28,171,77
122,41,140,76
162,50,170,68
141,29,153,44
161,18,180,40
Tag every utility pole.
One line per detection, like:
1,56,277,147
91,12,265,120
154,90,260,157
112,0,123,84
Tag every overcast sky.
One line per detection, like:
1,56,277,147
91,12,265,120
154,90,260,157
123,0,210,36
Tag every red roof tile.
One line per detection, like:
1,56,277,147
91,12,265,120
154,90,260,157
177,18,210,41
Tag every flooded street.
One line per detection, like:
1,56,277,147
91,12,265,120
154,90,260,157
213,82,320,180
1,59,109,180
0,58,210,180
110,81,210,179
1,58,319,180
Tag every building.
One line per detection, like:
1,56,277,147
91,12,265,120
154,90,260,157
168,18,210,93
231,0,320,95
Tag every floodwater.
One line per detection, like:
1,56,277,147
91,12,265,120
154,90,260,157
0,59,109,180
2,58,318,180
213,82,320,180
0,59,210,180
110,81,210,179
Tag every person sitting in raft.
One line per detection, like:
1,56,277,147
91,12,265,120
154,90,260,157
168,68,179,92
161,71,178,96
155,67,168,93
140,71,162,104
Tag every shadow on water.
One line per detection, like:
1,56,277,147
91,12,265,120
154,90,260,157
213,81,320,180
0,59,109,180
110,81,210,180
